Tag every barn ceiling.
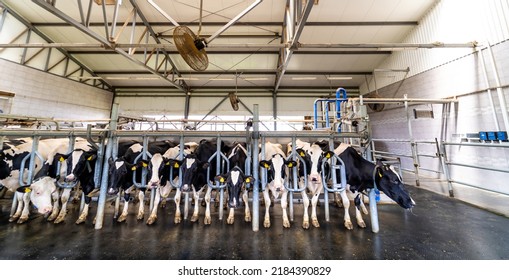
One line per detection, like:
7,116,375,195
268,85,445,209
0,0,441,96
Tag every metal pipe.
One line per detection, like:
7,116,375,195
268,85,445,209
251,104,260,231
446,161,509,174
147,0,180,27
486,43,509,132
369,188,379,233
95,103,119,230
478,47,500,130
450,179,509,196
404,94,420,186
109,0,122,42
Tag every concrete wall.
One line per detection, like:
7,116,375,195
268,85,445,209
368,40,509,216
0,58,113,120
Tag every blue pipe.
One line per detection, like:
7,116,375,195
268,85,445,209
313,87,348,131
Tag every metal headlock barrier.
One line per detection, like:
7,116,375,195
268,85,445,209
1,103,388,233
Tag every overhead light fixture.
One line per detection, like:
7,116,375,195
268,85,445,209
327,76,353,80
209,78,234,81
243,77,269,81
291,77,317,80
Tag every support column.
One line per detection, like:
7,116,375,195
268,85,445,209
251,104,260,232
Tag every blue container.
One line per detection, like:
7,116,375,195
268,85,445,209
479,131,488,141
497,131,508,141
487,132,497,141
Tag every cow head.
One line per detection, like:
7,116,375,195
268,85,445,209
215,166,253,208
170,154,209,192
295,145,333,186
144,153,171,189
374,161,415,209
260,154,296,199
18,176,55,215
107,156,138,195
58,149,97,183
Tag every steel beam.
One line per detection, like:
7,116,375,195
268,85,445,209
31,21,420,27
31,0,187,93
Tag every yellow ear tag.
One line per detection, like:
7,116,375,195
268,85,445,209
245,178,251,183
378,171,383,178
87,155,94,161
326,153,331,159
165,161,170,165
174,162,180,168
25,188,31,193
59,157,65,162
131,166,137,171
288,162,293,168
264,163,269,168
142,162,148,168
219,177,225,183
299,151,306,157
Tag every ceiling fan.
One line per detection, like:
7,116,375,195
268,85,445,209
148,0,262,72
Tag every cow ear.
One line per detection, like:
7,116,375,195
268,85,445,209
201,161,210,169
108,157,114,165
125,162,137,171
285,160,297,168
86,154,97,161
56,153,69,162
16,186,31,193
260,160,272,169
244,176,254,184
323,151,334,159
296,148,307,157
214,174,227,183
171,159,183,168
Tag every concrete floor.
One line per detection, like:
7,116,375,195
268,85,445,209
0,185,508,260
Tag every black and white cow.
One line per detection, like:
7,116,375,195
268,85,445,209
259,141,295,228
170,139,227,225
0,137,88,223
333,143,415,229
214,142,253,224
107,140,175,222
143,142,198,225
286,139,333,229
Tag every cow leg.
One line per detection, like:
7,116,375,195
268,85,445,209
174,189,182,224
354,194,366,228
117,192,130,222
334,192,343,208
227,207,235,224
54,188,71,224
263,188,271,228
281,189,291,228
76,195,92,224
191,189,202,223
47,189,60,222
340,190,353,230
17,192,31,224
310,189,321,228
203,187,212,225
9,192,24,222
147,188,161,225
136,190,145,220
360,194,368,214
301,190,310,229
242,189,251,222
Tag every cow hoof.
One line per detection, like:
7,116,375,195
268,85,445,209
9,215,19,223
17,216,28,224
75,218,85,225
357,221,366,228
302,221,309,229
263,220,271,228
227,217,234,225
117,215,127,223
344,221,353,230
146,217,156,225
245,215,251,223
136,214,144,220
283,218,291,228
47,213,58,222
204,216,211,225
191,215,199,223
312,219,320,228
54,216,65,224
174,217,181,224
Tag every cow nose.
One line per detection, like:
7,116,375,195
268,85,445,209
182,184,190,192
39,206,52,214
65,174,75,182
107,188,117,195
229,198,237,208
148,180,158,189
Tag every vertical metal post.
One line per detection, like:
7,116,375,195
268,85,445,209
369,188,379,233
487,43,509,131
438,141,454,197
95,103,119,230
20,29,31,64
324,137,336,222
251,104,260,231
289,136,297,222
478,47,500,130
404,94,420,186
216,135,224,221
25,136,40,186
109,0,121,42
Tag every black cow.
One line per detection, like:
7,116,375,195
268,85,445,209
214,142,253,224
170,139,228,225
107,140,175,222
333,143,415,229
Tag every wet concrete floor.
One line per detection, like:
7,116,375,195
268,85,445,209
0,185,508,260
